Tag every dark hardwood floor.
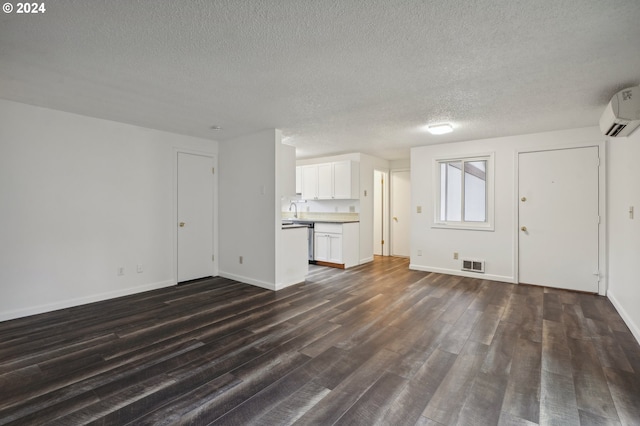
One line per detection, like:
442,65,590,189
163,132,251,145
1,257,639,425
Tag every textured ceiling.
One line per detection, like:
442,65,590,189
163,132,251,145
1,0,639,159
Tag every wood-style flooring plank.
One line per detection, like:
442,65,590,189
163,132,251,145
422,340,490,424
539,369,580,425
379,348,457,425
566,337,620,422
501,338,542,424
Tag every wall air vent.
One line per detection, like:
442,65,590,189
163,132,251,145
462,259,485,273
605,123,627,137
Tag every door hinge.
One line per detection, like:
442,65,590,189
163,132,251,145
381,240,385,245
212,254,215,261
597,215,601,224
596,157,600,167
212,167,215,174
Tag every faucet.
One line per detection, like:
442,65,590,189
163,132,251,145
289,201,298,218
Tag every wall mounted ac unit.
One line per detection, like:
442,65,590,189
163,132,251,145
600,86,640,137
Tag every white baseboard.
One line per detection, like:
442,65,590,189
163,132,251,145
275,278,305,291
408,264,516,284
219,271,275,291
0,279,175,322
607,290,640,345
359,256,374,265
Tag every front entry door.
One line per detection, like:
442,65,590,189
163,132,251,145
518,147,599,292
177,152,214,282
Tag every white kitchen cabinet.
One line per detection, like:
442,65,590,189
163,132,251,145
302,165,319,200
314,232,343,264
314,222,359,268
317,163,333,199
300,161,359,200
332,160,359,199
314,233,330,262
327,233,343,263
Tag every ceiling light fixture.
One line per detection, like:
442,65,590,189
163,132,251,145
210,125,222,130
427,123,453,135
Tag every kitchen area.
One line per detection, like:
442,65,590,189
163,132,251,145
279,150,362,286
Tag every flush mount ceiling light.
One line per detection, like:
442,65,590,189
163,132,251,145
427,123,453,135
210,125,222,130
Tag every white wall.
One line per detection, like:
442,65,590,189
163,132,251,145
359,154,390,262
390,158,411,170
607,129,640,343
411,127,605,284
0,99,218,321
218,129,279,289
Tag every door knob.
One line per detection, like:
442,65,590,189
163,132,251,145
521,226,527,232
393,217,398,222
179,222,185,227
521,197,527,202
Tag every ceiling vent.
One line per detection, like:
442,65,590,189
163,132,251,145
462,259,485,273
600,86,640,137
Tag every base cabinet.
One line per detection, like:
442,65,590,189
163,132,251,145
314,233,343,264
314,222,358,268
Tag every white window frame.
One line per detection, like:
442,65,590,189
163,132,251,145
433,152,495,231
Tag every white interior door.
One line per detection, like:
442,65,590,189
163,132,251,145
177,152,214,282
373,170,389,256
518,147,599,292
391,170,411,257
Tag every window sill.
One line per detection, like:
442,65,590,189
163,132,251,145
432,222,495,232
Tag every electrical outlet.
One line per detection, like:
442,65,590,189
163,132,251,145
417,250,422,256
117,267,124,276
137,264,143,273
349,206,355,213
239,256,243,264
417,206,422,213
453,252,459,260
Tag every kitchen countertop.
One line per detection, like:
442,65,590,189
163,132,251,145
283,220,359,226
281,212,360,223
312,220,359,223
281,223,309,229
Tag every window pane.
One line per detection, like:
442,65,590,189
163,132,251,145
464,160,486,222
446,162,461,221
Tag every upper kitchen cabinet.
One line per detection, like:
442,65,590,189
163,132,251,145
300,160,359,200
317,163,333,198
333,161,358,199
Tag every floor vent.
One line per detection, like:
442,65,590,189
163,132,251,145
462,259,485,273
